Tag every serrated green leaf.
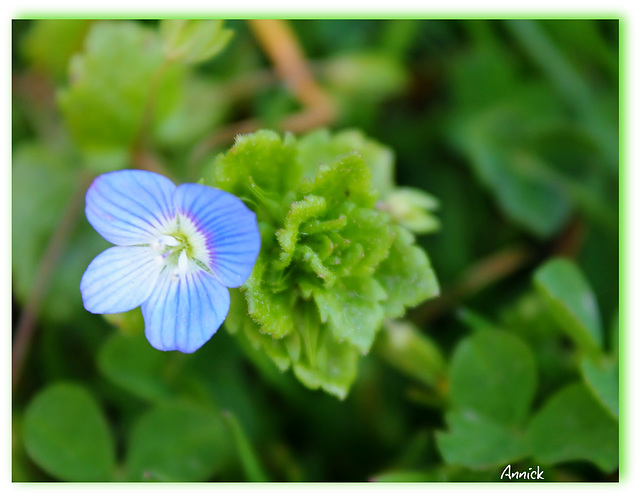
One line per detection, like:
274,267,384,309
213,130,301,208
292,320,360,400
125,402,229,481
311,276,386,354
448,327,537,427
276,194,326,268
375,225,439,318
533,257,603,355
300,152,377,211
296,128,395,195
23,383,115,481
97,332,173,402
436,410,530,470
161,19,233,64
215,129,438,398
527,383,618,472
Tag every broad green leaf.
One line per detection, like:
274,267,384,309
222,411,270,482
527,383,618,472
126,402,229,481
23,383,115,481
581,356,618,418
97,332,173,402
374,320,446,390
533,257,603,355
21,20,92,79
153,76,229,148
436,410,529,469
448,327,537,427
161,19,233,64
58,21,183,172
451,84,572,238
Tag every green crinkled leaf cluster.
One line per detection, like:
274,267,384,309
213,129,439,398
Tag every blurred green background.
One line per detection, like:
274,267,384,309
12,19,619,482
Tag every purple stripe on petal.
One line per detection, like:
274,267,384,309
80,246,162,314
85,170,176,246
173,183,261,288
142,269,230,353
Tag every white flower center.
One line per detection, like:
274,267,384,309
150,213,211,280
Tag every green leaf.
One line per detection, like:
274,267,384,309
291,323,360,400
160,19,233,64
452,87,572,238
311,276,386,354
448,327,537,427
125,402,229,481
375,225,439,318
296,128,395,195
222,411,270,482
527,383,618,472
213,130,301,215
436,410,529,469
581,356,618,418
23,383,115,481
97,332,173,402
21,20,92,79
215,129,438,398
58,21,182,171
153,76,229,148
533,257,603,355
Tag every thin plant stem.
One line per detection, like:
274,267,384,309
12,170,94,391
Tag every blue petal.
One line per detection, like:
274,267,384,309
80,246,162,314
141,269,230,353
85,170,176,246
173,183,261,288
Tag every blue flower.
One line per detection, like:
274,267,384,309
80,170,261,353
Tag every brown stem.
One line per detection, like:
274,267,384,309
189,20,337,168
247,20,333,111
12,171,94,391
